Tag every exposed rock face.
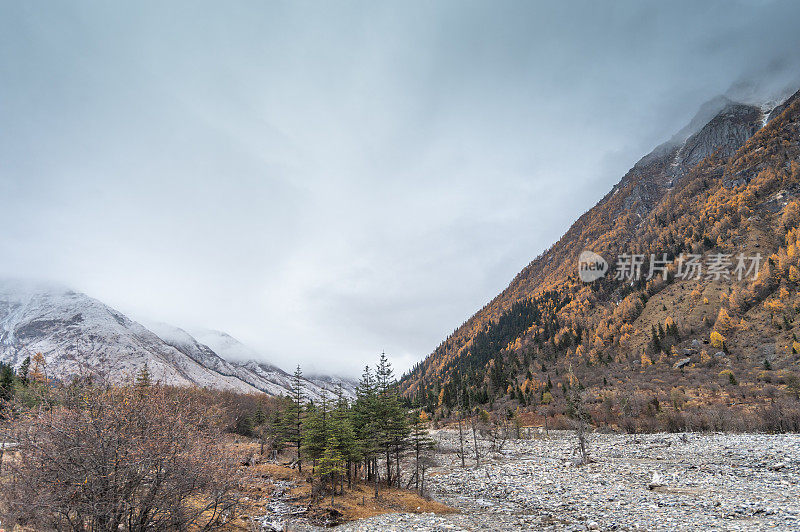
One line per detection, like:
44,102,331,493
608,100,761,222
768,89,800,123
679,103,762,170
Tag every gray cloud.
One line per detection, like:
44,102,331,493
2,1,799,376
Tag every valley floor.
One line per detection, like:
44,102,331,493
289,429,800,531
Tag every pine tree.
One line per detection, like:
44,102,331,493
135,364,152,389
302,392,330,467
352,365,381,496
266,397,291,457
375,353,410,488
0,362,14,401
18,356,30,385
286,365,306,472
317,434,345,506
330,394,360,491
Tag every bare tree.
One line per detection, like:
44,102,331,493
1,385,239,531
467,395,483,468
566,366,591,465
536,404,554,438
488,414,509,453
456,389,466,468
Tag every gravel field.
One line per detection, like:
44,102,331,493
279,429,800,531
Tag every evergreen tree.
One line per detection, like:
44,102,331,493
287,365,306,472
18,356,30,386
317,434,345,506
375,353,410,487
352,365,381,495
0,362,14,401
135,364,152,389
330,393,360,490
266,397,291,456
302,392,330,467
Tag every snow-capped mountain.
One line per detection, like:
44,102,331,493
152,325,355,401
0,280,354,399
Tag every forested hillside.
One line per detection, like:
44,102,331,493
402,89,800,431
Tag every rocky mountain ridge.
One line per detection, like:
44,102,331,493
401,86,800,415
0,280,354,400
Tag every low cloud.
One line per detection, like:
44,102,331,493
1,1,799,376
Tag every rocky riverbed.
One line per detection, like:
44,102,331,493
280,429,800,531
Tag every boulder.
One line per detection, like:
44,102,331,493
673,357,692,369
648,472,666,490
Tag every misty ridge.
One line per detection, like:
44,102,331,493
4,2,800,531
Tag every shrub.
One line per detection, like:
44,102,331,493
1,385,238,531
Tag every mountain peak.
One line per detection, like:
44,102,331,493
401,86,800,405
0,281,355,399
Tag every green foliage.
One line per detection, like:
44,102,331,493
317,434,345,479
0,362,15,402
135,364,152,389
18,356,30,385
286,365,306,471
302,392,330,462
263,353,417,497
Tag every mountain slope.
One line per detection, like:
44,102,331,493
155,326,355,401
0,281,355,399
0,281,258,392
401,89,800,418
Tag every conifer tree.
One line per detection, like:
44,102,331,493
317,434,345,506
302,392,330,467
0,362,14,402
352,365,381,495
266,398,291,457
18,356,30,386
286,365,306,472
329,393,359,491
135,364,152,389
375,353,410,487
565,364,590,465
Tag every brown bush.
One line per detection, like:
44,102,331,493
1,384,239,531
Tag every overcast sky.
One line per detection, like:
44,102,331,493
1,1,799,377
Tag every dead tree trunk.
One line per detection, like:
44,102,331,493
470,414,480,468
373,457,379,498
457,400,466,468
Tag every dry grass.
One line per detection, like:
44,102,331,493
224,441,455,530
1,437,453,531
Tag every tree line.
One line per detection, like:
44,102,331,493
238,353,435,504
